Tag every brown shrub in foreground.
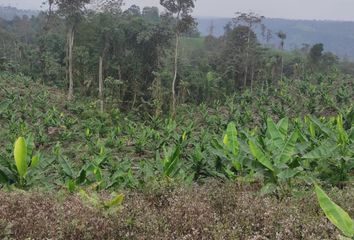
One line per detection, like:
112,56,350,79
0,183,353,240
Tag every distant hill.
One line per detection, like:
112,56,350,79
197,17,354,59
0,6,39,20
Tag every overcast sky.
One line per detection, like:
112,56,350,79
0,0,353,21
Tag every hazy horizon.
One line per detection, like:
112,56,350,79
0,0,354,21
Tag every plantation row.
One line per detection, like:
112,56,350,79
0,73,353,192
1,111,353,193
2,106,354,238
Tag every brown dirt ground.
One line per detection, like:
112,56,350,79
0,182,353,240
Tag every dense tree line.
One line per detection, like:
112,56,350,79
0,0,350,116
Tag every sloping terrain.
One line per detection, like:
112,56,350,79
0,72,353,239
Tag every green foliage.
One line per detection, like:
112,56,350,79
162,146,181,178
301,115,354,185
1,136,43,188
79,189,125,213
0,58,353,196
0,4,353,237
248,139,274,172
248,117,302,195
315,184,354,238
14,137,28,179
223,122,239,156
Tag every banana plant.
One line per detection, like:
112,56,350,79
211,122,251,180
0,137,41,188
188,143,217,181
79,188,125,214
106,159,138,189
223,122,241,170
248,117,302,195
161,145,181,178
302,115,354,185
54,143,100,191
14,137,29,185
315,184,354,239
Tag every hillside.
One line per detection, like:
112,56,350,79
0,3,354,238
197,17,354,59
0,71,353,239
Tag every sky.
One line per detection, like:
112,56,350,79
0,0,353,21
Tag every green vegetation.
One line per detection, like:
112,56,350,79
0,0,353,238
315,184,354,238
0,72,352,194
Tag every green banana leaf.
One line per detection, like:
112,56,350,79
315,184,354,238
303,141,337,159
266,118,284,145
276,131,299,165
308,116,336,139
337,115,349,145
223,122,239,156
277,117,289,136
14,137,28,179
249,139,274,172
163,146,181,177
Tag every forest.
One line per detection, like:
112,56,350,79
0,0,353,239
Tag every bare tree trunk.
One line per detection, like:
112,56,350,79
12,41,17,61
272,63,277,87
14,42,17,61
117,65,122,80
67,25,75,101
280,39,285,82
18,45,22,61
250,63,255,92
243,25,252,88
280,45,284,82
171,32,180,118
117,65,122,106
153,49,163,117
280,57,284,82
243,59,249,88
99,56,104,112
2,39,6,58
131,80,137,110
171,10,181,118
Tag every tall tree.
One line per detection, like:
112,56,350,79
277,31,286,82
233,12,265,88
309,43,324,63
309,43,324,71
94,0,123,13
160,0,196,118
142,7,160,23
54,0,90,100
125,5,141,16
218,25,259,92
96,0,123,111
